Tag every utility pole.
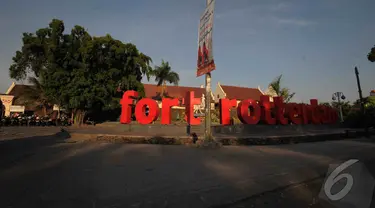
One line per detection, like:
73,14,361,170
355,67,368,136
355,67,365,115
204,0,212,141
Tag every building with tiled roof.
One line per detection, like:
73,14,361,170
143,84,214,100
214,82,265,105
143,84,215,112
0,82,52,117
370,90,375,97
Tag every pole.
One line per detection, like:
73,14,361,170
338,94,344,122
205,0,212,141
355,67,368,136
355,67,365,115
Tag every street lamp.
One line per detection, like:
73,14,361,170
332,92,346,122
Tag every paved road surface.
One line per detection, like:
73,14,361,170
0,128,374,207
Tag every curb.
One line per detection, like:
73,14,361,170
65,131,356,146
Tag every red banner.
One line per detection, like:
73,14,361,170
197,0,216,77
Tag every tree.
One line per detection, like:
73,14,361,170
331,101,352,119
368,45,375,62
152,60,180,96
9,19,153,125
320,102,331,107
268,74,295,103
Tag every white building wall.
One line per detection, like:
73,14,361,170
213,82,227,103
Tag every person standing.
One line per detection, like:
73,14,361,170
0,99,3,128
0,99,3,120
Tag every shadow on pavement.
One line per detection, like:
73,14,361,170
0,129,71,170
0,134,374,207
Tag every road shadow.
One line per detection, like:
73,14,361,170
0,129,71,170
0,135,374,207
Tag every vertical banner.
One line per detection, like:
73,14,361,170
197,0,216,77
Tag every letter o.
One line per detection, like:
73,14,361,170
237,99,260,124
135,98,159,124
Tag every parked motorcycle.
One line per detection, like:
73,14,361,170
1,117,11,126
59,115,72,126
18,115,28,126
10,116,20,126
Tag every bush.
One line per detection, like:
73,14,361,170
344,106,375,128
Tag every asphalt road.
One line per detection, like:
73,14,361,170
221,158,375,208
0,128,374,208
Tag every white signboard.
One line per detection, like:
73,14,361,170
53,104,66,111
10,105,25,113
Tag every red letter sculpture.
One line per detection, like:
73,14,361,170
299,104,309,124
135,98,159,124
287,103,302,125
273,97,288,125
309,99,321,124
329,107,339,124
120,90,138,124
260,96,276,125
161,98,179,125
219,98,237,125
318,105,330,124
185,91,201,125
237,99,260,124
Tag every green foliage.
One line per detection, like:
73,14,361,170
268,74,295,103
153,60,180,86
364,96,375,108
368,45,375,62
9,19,154,124
344,97,375,128
344,107,375,128
319,102,331,106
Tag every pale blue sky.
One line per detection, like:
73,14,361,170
0,0,374,103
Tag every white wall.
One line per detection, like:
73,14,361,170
213,82,226,103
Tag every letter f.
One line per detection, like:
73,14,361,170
120,90,138,124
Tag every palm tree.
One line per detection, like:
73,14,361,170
368,45,375,62
268,74,295,103
23,77,51,116
152,60,180,96
138,53,154,81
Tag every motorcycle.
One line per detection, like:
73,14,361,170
1,117,11,126
27,115,37,126
10,116,20,126
59,115,72,126
18,115,28,126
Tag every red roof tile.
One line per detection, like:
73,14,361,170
143,84,205,100
220,85,263,101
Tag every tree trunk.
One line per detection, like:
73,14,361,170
56,107,61,126
43,106,47,116
73,109,86,127
57,106,61,119
161,81,166,97
71,110,75,124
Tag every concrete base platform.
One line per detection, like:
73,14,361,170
65,127,357,146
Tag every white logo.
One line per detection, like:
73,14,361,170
324,159,359,201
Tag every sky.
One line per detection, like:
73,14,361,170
0,0,374,103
